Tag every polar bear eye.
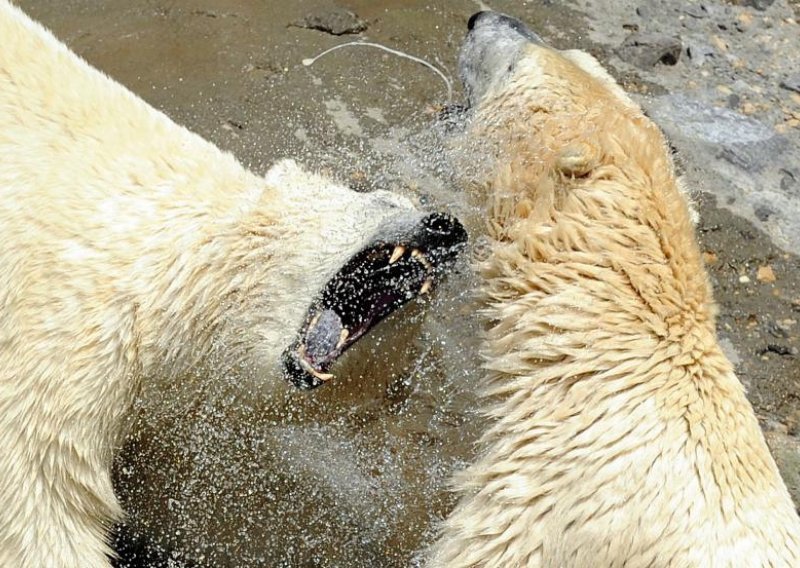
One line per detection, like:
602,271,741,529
282,213,467,390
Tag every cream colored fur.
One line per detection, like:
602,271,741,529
0,2,417,566
430,40,800,567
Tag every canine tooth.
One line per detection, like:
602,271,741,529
336,328,350,350
311,369,335,382
420,279,433,295
309,313,321,328
389,245,406,264
412,249,433,270
299,358,334,382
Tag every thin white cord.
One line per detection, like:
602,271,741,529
302,41,453,102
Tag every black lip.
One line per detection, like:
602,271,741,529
282,213,467,390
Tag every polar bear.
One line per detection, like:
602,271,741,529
429,11,800,568
0,2,466,567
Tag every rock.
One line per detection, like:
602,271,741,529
719,337,743,366
648,96,788,181
713,136,788,174
762,418,789,435
756,265,777,282
780,75,800,94
765,319,789,338
759,344,797,357
740,101,757,115
764,430,800,506
683,5,710,18
728,0,776,10
293,8,367,36
753,205,774,222
717,144,761,172
779,169,798,192
617,32,682,68
786,410,800,436
737,12,754,28
710,34,729,53
686,42,715,66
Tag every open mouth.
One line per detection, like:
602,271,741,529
282,213,467,390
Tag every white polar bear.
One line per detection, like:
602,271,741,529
429,11,800,568
0,2,466,567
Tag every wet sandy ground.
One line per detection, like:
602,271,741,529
12,0,800,566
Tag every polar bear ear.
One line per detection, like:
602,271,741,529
556,142,599,178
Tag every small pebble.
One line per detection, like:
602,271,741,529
617,32,683,68
780,75,800,94
757,265,777,283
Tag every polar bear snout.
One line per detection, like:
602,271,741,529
282,213,467,390
467,11,543,43
459,11,543,107
418,213,469,262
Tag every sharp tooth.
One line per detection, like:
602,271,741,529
308,313,321,328
412,249,433,270
389,245,406,265
336,328,350,350
299,357,334,382
420,279,433,295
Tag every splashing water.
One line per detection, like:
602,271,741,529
114,36,492,568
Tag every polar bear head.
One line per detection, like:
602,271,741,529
111,158,467,565
451,11,697,232
205,159,467,393
424,15,800,568
459,12,636,114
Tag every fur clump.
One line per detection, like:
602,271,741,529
430,17,800,568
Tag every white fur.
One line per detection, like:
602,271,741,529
0,2,416,566
431,23,800,568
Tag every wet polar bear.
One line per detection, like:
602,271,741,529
429,11,800,568
0,2,466,567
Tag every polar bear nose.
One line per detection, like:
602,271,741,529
421,213,468,251
465,11,544,45
467,10,488,31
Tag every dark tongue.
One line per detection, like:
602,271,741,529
304,309,344,365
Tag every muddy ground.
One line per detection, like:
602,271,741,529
14,0,800,566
